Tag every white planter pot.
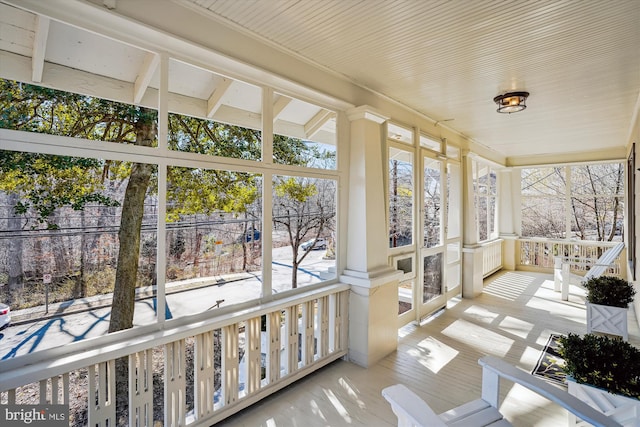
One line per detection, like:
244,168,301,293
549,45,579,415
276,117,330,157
586,302,628,341
567,378,640,426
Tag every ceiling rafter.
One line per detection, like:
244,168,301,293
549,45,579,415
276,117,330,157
207,77,233,118
31,15,49,83
304,110,334,139
273,95,291,121
133,52,159,105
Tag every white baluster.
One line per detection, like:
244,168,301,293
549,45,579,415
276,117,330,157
285,305,299,374
164,339,185,426
129,350,153,427
221,324,239,406
88,360,115,427
7,389,16,404
39,379,47,404
318,295,330,358
246,316,261,394
301,301,315,366
267,311,282,383
194,331,215,419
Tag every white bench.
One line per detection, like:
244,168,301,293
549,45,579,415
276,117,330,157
554,242,624,301
382,355,620,427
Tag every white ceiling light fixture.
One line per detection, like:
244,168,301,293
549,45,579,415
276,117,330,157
493,91,529,114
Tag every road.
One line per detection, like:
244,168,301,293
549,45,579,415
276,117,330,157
0,247,334,359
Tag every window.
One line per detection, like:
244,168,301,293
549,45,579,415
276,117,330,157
570,164,624,241
472,160,497,242
419,134,441,153
627,146,636,278
423,158,442,248
388,146,414,248
447,163,461,239
166,166,263,311
521,164,624,241
272,175,337,289
422,252,443,303
273,93,336,170
387,123,413,145
0,73,341,358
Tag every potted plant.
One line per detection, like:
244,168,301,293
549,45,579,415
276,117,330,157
583,275,636,340
558,333,640,425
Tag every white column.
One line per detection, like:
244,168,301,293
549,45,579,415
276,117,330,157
564,166,572,238
340,105,402,367
461,153,483,297
498,168,521,270
261,86,273,297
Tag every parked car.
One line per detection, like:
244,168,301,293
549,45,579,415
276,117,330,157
244,227,261,242
301,237,327,251
0,303,11,329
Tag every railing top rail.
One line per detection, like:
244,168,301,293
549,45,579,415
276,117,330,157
518,238,622,248
463,238,504,250
479,356,621,427
0,283,350,392
481,238,503,246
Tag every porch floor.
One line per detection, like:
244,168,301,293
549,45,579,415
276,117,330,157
217,270,640,427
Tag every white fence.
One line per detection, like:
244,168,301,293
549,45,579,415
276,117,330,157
0,284,350,426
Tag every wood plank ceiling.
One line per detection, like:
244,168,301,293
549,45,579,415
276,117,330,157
183,0,640,164
0,0,638,164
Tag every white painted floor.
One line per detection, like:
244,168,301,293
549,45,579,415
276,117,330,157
216,270,640,426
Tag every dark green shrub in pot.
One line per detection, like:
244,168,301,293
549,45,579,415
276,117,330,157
583,275,636,308
558,333,640,399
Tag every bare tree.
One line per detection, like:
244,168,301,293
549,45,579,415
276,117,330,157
273,176,335,288
522,164,624,241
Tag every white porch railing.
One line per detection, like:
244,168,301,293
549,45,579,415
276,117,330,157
482,239,503,278
0,284,350,426
517,238,625,278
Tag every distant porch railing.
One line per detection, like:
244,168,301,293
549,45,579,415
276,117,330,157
482,239,503,278
0,284,349,426
517,238,626,279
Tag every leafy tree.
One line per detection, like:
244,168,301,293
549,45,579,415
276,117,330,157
0,152,118,228
0,79,328,319
0,79,335,425
0,80,163,333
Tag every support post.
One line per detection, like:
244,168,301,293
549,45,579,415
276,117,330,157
462,153,483,297
340,105,402,367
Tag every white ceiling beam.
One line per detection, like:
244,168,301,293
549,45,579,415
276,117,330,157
206,77,233,118
273,95,291,121
1,49,201,117
304,110,334,138
31,15,49,83
133,52,159,105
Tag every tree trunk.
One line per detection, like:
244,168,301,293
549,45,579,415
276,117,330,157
108,115,154,334
108,113,155,425
79,209,87,298
291,258,298,289
7,193,24,303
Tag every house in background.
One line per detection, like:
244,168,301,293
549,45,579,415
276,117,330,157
0,0,639,425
